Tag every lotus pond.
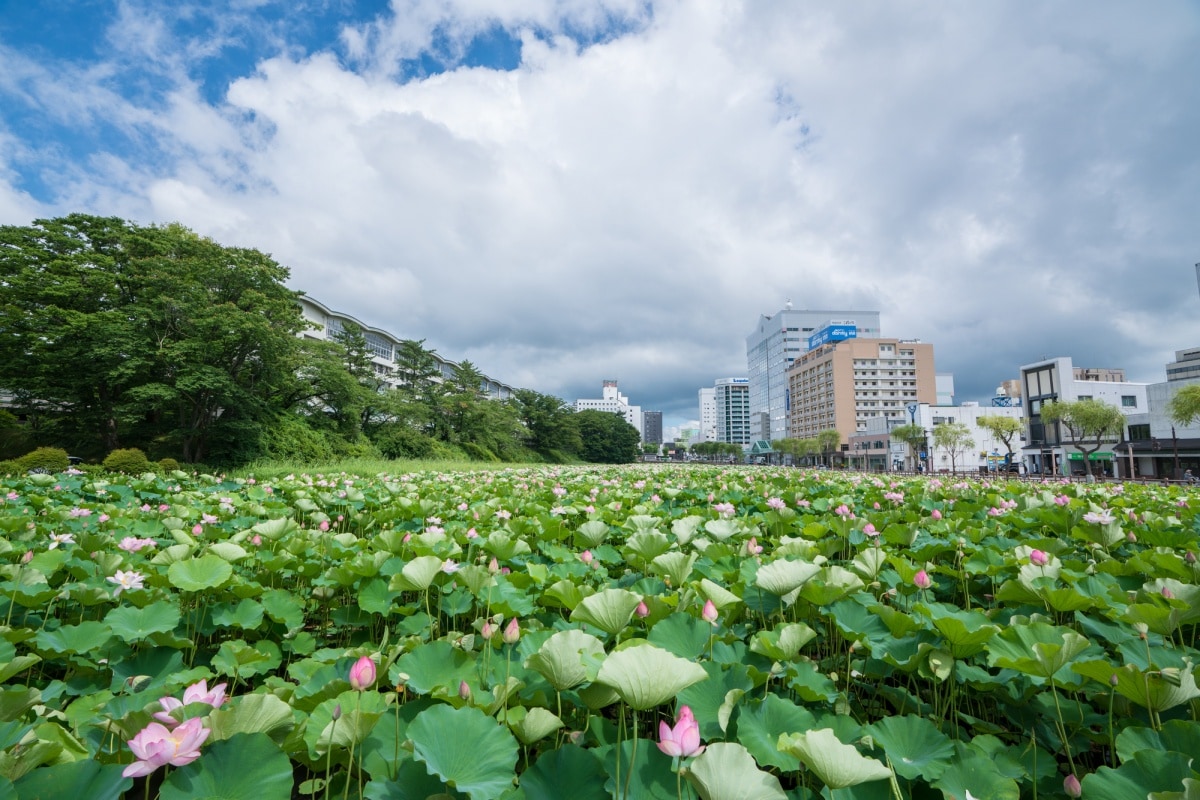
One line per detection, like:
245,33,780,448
0,465,1198,800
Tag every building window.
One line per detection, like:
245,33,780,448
1128,423,1150,440
1077,395,1092,402
1121,395,1137,408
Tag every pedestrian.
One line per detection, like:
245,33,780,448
1185,469,1196,485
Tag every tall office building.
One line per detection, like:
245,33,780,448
642,411,663,445
746,305,881,442
698,388,717,442
714,378,751,445
575,380,643,440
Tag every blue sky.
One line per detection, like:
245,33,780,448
2,1,1199,427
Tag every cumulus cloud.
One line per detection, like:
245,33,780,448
1,1,1199,423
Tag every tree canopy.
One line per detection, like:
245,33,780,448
976,415,1024,463
1041,398,1126,476
1167,384,1200,428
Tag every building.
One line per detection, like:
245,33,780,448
298,296,515,399
575,380,643,440
786,335,936,446
1120,346,1200,478
1019,356,1147,476
847,402,1025,472
642,411,663,445
746,305,882,443
697,388,717,442
713,378,751,445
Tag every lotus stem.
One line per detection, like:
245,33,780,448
1049,682,1076,774
622,708,638,800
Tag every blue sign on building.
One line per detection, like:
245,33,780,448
807,323,858,350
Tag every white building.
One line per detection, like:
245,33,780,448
1019,356,1148,476
575,380,643,440
848,402,1025,473
297,296,515,399
1120,346,1200,479
697,388,716,442
746,305,882,443
714,378,751,445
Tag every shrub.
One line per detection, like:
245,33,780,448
158,458,181,471
18,447,70,473
0,460,22,475
460,442,500,462
103,448,152,474
262,417,335,463
374,425,436,460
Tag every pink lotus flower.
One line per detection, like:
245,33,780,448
913,570,932,590
745,537,763,555
153,680,228,725
1029,549,1048,566
503,618,521,644
349,656,376,691
862,523,878,537
122,717,210,777
580,550,594,565
1064,773,1082,798
702,600,719,626
635,600,650,618
930,509,942,520
481,620,496,639
657,705,705,758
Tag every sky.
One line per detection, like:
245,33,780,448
2,1,1199,427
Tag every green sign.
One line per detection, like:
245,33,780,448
1067,452,1113,461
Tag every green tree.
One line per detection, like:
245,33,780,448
1167,384,1200,428
392,339,446,436
891,424,927,472
817,429,841,467
510,389,582,459
573,410,641,464
1041,399,1126,477
931,421,974,474
976,414,1024,467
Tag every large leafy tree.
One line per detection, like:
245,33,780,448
573,410,641,464
1041,399,1126,477
976,414,1024,466
0,215,305,463
1167,384,1200,428
816,429,841,467
510,389,582,459
890,424,927,472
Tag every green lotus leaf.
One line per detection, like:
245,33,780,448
703,519,740,542
389,556,445,592
749,623,817,662
647,612,710,660
543,579,587,610
260,589,305,630
677,661,754,740
407,704,519,800
776,728,891,789
453,565,492,595
525,629,606,691
306,690,388,757
362,759,461,800
986,622,1092,680
104,601,181,643
651,551,697,587
671,516,704,545
34,622,113,657
575,520,610,547
521,745,608,800
754,559,821,596
209,599,264,630
392,641,477,695
596,641,708,710
13,759,129,800
211,640,282,680
1081,749,1196,800
851,547,888,580
208,693,296,745
484,531,530,561
931,745,1020,800
1116,720,1200,763
920,604,1000,659
207,541,249,562
624,530,671,567
735,694,816,772
698,579,741,611
570,588,643,636
507,706,563,745
798,565,865,606
250,517,300,540
150,543,195,566
160,733,293,800
1100,663,1200,713
167,553,233,591
683,743,787,800
867,715,955,781
1149,778,1200,800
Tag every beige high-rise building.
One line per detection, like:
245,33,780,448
786,338,937,444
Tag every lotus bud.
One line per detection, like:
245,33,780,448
1162,586,1174,599
481,620,495,639
1127,531,1137,543
1029,549,1048,567
635,600,649,618
503,617,520,644
1109,673,1119,687
913,570,932,590
331,704,342,720
701,600,719,626
459,681,471,701
1186,551,1197,564
192,524,203,536
21,550,33,564
349,655,376,691
567,730,584,745
930,509,942,520
488,557,499,574
1064,774,1082,798
580,549,593,565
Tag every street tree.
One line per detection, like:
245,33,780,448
976,415,1024,467
1167,384,1200,428
931,421,974,474
573,410,641,464
817,429,841,467
1041,399,1126,477
891,424,927,472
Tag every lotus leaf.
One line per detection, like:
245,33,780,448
683,743,787,800
986,622,1093,680
507,706,563,745
754,559,821,596
520,745,608,800
749,623,817,662
207,693,296,744
777,728,891,789
168,553,234,591
1081,749,1197,800
867,715,954,781
576,520,610,547
651,551,697,586
735,694,816,771
407,704,519,800
525,629,606,691
570,588,643,636
647,612,711,660
703,519,740,542
160,733,293,800
388,555,444,592
697,578,741,611
1116,720,1200,763
930,744,1020,800
595,641,708,710
12,760,129,800
104,600,181,643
